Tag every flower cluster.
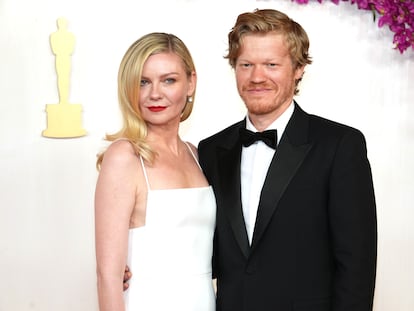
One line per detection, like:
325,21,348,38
292,0,414,53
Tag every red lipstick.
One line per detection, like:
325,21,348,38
148,106,166,112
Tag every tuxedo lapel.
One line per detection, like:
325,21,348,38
251,103,313,250
216,123,250,259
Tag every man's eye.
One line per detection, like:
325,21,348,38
241,63,251,68
267,63,276,67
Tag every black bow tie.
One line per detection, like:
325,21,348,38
239,128,278,149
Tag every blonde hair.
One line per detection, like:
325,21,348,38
96,32,196,169
225,9,312,95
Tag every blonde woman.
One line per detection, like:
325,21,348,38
95,32,216,311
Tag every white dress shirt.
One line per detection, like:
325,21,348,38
241,102,294,244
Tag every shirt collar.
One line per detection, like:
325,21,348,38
245,101,294,144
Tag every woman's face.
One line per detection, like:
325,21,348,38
139,52,196,127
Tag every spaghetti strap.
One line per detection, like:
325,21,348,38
139,156,151,191
184,142,202,170
111,138,151,190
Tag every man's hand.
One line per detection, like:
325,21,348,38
123,265,132,291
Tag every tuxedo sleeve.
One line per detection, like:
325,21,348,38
329,129,377,311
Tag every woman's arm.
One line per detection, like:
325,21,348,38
95,141,139,311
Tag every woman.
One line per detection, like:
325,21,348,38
95,32,216,311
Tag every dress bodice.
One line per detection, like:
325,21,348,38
124,144,216,310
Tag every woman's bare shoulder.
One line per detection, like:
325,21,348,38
101,139,139,170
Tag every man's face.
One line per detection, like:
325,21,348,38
235,32,304,124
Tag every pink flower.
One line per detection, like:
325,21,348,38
291,0,414,53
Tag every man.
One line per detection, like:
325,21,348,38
198,9,377,311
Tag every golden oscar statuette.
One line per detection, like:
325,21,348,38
42,17,86,138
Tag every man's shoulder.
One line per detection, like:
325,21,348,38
199,120,244,147
309,113,362,134
304,112,366,146
293,103,365,145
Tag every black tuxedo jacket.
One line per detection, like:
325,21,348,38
198,103,377,311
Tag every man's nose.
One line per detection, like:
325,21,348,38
250,65,266,82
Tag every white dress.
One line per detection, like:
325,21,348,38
124,145,216,310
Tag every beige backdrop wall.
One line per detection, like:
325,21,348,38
1,0,413,310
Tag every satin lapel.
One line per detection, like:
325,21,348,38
217,131,250,259
250,103,313,250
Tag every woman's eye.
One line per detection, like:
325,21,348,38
140,79,149,86
165,78,176,84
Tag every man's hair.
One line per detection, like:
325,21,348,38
225,9,312,70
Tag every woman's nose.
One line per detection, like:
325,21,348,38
149,82,162,100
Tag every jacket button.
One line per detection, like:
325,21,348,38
245,263,257,274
